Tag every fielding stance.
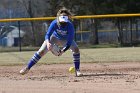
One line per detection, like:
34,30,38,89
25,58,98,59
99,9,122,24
20,7,83,77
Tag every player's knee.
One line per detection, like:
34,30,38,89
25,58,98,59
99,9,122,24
37,50,45,57
73,47,80,54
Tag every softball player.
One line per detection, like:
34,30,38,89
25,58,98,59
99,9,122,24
20,7,83,77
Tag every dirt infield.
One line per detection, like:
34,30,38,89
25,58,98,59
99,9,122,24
0,62,140,93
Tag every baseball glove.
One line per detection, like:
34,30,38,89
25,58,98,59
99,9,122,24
51,44,61,56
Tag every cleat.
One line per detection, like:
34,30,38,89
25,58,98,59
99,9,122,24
20,67,29,75
75,70,83,77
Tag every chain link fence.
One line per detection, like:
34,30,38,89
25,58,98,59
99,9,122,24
0,16,140,52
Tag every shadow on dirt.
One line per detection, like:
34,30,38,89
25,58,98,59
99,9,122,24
82,73,129,77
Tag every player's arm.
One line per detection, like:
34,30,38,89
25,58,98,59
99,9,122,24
45,21,56,50
45,21,56,41
61,23,74,52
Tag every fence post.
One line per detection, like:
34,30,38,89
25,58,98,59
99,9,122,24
130,18,133,45
18,21,21,52
117,18,123,46
135,18,139,39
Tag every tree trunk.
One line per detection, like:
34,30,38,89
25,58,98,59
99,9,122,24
90,19,99,44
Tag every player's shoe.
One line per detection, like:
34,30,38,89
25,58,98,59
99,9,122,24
75,70,83,77
20,67,29,75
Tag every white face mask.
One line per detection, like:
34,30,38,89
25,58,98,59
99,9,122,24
58,16,68,22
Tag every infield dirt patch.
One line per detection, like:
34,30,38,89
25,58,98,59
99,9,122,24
0,62,140,93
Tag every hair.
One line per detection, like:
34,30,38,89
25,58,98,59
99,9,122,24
56,7,73,26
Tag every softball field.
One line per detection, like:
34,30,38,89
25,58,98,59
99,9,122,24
0,47,140,93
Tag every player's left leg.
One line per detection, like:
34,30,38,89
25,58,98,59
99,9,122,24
70,41,83,77
58,40,82,76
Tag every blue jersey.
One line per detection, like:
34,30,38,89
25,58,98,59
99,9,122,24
45,19,75,49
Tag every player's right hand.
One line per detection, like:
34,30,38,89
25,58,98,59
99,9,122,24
47,43,52,51
45,40,52,51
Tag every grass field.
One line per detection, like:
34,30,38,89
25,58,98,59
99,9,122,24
0,47,140,65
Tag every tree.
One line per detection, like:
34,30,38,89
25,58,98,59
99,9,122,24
18,0,37,45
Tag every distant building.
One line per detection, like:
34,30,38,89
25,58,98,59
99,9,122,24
0,26,25,47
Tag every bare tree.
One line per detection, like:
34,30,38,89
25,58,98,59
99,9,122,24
18,0,37,45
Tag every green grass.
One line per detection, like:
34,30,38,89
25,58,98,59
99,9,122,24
0,47,140,66
0,47,39,52
83,44,120,48
78,43,120,48
78,43,140,48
